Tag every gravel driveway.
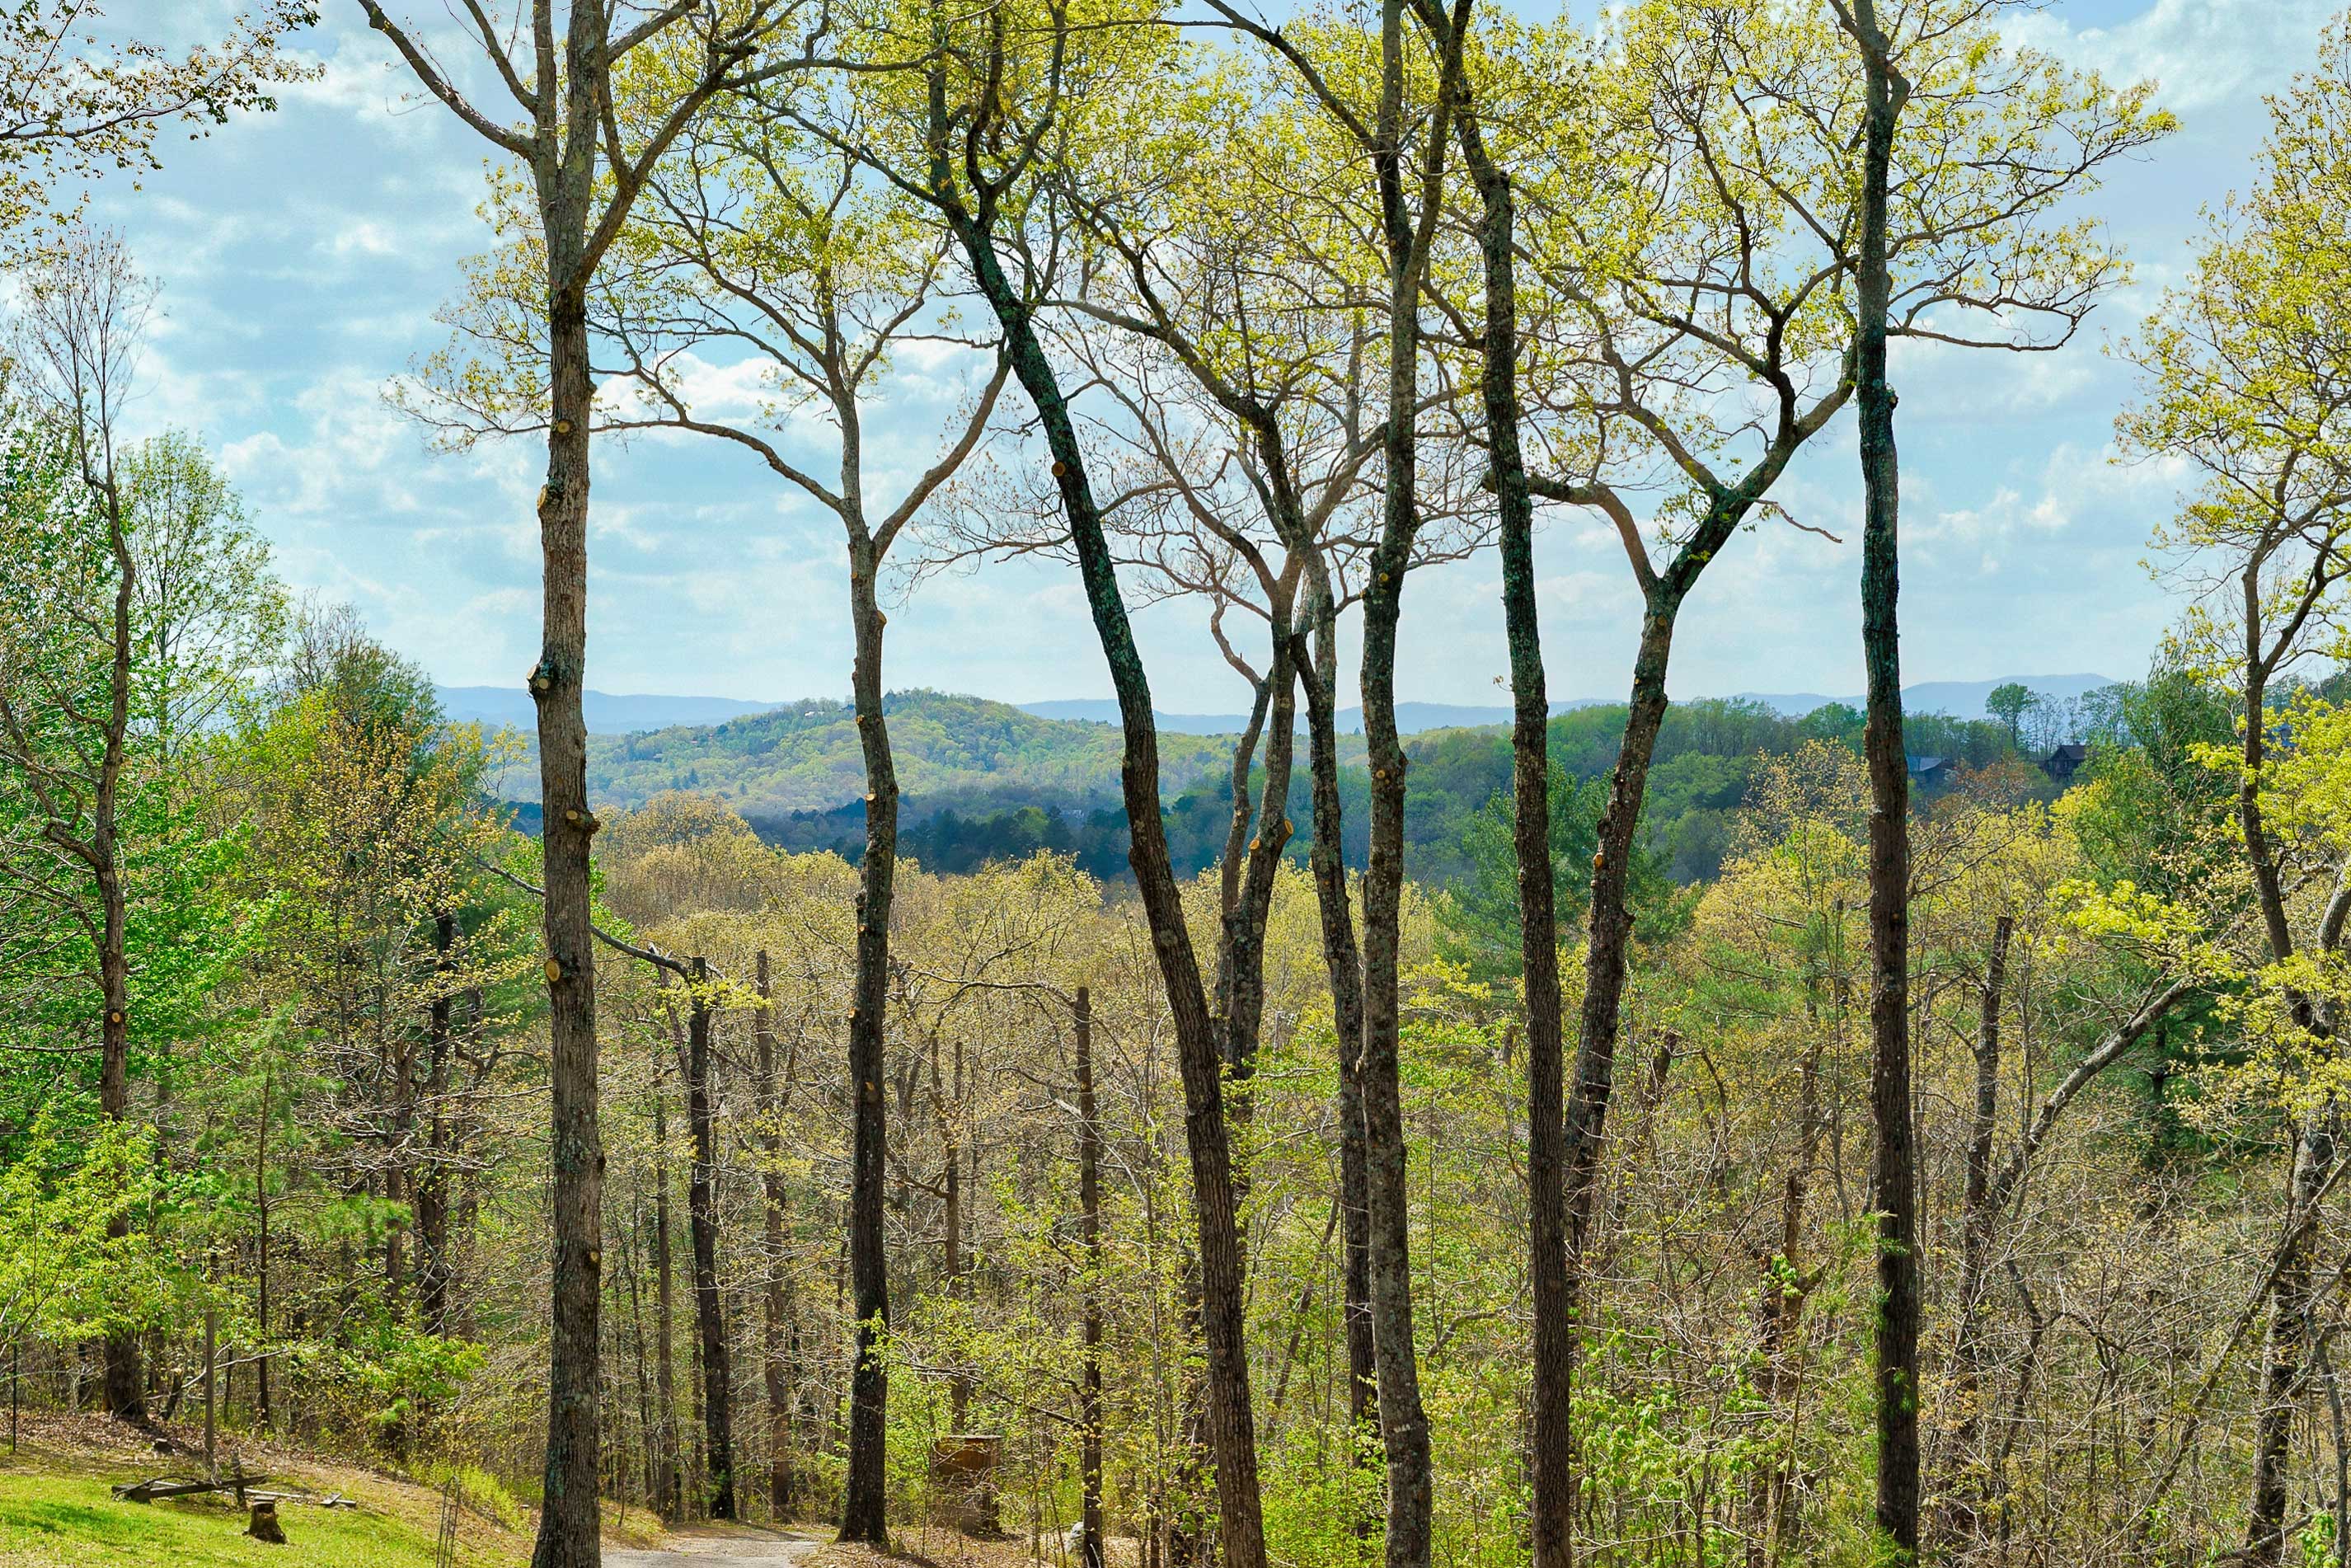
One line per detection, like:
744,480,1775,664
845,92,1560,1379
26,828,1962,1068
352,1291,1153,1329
604,1524,820,1568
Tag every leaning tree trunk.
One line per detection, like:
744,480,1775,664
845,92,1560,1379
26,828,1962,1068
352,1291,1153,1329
841,535,900,1543
1461,119,1571,1568
530,246,605,1568
1851,8,1920,1552
684,958,737,1519
947,204,1266,1568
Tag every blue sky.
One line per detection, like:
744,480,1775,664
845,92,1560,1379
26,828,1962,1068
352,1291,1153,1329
83,0,2324,710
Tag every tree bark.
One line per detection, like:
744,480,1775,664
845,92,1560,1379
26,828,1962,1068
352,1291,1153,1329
1077,988,1106,1568
1457,108,1570,1568
1563,600,1678,1329
529,216,604,1568
1354,0,1457,1555
255,1063,272,1426
936,1035,968,1430
1214,616,1297,1103
2251,1115,2336,1564
94,465,139,1422
1293,566,1378,1466
1849,6,1919,1552
840,533,899,1543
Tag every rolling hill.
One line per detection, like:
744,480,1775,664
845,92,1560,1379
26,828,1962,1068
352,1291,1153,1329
571,690,1238,818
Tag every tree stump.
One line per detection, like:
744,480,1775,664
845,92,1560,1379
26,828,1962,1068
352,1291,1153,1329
245,1500,285,1544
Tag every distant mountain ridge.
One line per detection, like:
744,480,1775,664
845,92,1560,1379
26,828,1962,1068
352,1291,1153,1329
439,673,2119,742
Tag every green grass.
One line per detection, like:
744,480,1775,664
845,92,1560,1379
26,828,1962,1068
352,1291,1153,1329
0,1462,521,1566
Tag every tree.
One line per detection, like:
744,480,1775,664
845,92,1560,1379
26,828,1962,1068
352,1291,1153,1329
1986,682,2039,750
0,231,152,1417
0,2,313,254
356,5,829,1556
594,93,1007,1527
2117,19,2351,1556
1832,0,1918,1552
1184,13,1471,1558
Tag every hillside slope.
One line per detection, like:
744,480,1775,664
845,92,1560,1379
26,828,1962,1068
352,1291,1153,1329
576,690,1237,816
0,1415,531,1567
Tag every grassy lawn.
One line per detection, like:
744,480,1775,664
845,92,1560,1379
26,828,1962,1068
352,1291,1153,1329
0,1452,528,1567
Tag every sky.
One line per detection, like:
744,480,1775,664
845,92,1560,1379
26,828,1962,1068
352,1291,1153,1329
77,0,2333,711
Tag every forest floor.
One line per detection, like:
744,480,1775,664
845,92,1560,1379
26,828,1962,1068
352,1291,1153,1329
0,1410,532,1566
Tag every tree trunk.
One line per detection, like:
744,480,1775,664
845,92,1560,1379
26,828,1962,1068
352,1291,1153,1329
418,913,456,1336
96,478,139,1422
653,1028,682,1524
1943,914,2013,1546
1457,118,1570,1568
2251,1117,2336,1564
1561,599,1681,1492
1361,0,1436,1535
1077,988,1106,1568
529,246,604,1568
255,1063,272,1427
683,958,736,1519
1214,611,1297,1090
938,1035,969,1430
944,188,1265,1568
1850,7,1920,1552
1748,1033,1821,1568
841,536,899,1543
756,951,795,1520
1292,564,1378,1503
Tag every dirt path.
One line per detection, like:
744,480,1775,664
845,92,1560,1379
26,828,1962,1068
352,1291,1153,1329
605,1523,820,1568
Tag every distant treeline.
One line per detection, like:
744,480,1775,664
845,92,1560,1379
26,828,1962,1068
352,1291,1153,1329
729,697,2039,886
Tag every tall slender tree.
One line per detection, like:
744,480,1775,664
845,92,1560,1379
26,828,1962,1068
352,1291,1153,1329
1832,1,1917,1552
357,6,826,1557
0,232,150,1418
